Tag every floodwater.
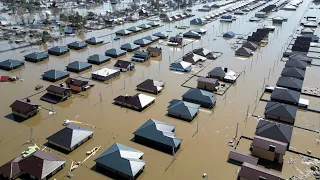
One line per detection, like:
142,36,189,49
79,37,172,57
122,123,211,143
0,0,320,179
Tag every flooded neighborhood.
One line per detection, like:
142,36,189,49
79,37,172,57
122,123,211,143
0,0,320,179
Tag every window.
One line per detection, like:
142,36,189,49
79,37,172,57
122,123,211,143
269,145,276,152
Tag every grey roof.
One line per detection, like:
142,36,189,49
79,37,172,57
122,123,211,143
289,54,312,63
256,119,293,144
116,29,132,35
121,43,140,50
147,21,160,26
281,67,305,79
24,52,48,61
127,26,142,32
138,23,151,29
94,143,146,177
134,50,149,57
67,41,87,48
191,28,207,34
85,37,104,44
143,35,160,42
208,67,226,78
271,87,300,104
133,119,182,148
42,69,69,79
87,54,111,63
253,136,287,154
152,32,168,38
0,59,24,69
183,31,201,38
276,76,303,90
105,48,126,56
285,59,307,69
182,88,216,106
301,28,314,34
47,125,93,149
66,61,92,70
170,61,191,70
48,46,69,53
134,38,152,45
242,41,258,51
168,99,200,119
265,101,297,120
239,162,283,180
235,47,253,56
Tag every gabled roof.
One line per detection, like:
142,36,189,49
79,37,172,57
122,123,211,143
10,100,39,114
114,60,133,69
143,35,160,42
281,67,305,79
265,101,297,120
183,53,206,63
133,119,182,148
121,43,140,50
66,78,89,86
182,88,216,105
18,150,65,179
301,28,314,34
239,162,284,180
46,85,70,94
289,54,312,63
114,93,155,109
168,99,200,119
137,79,164,92
105,48,126,56
24,52,48,60
87,54,111,63
170,61,192,70
285,59,307,69
0,157,22,179
94,143,146,177
48,46,69,53
67,41,87,48
235,47,253,56
271,87,300,104
193,48,212,56
303,21,318,27
208,67,226,78
67,61,92,70
134,38,152,45
0,59,24,69
276,76,303,90
127,26,142,32
47,125,94,149
253,136,287,154
183,31,201,38
42,69,69,80
256,119,293,144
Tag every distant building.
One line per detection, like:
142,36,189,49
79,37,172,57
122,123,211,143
85,37,104,45
120,43,140,52
91,68,120,81
238,162,284,180
115,29,132,36
183,31,201,39
94,143,146,180
48,46,69,56
255,12,266,18
197,77,219,91
10,100,40,119
133,38,152,47
67,41,87,50
87,54,111,65
168,36,183,46
105,48,126,58
66,61,92,73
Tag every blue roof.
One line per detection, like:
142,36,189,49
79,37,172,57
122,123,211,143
133,119,182,148
0,59,24,68
134,50,148,57
127,26,142,32
48,46,69,53
182,88,216,106
94,143,146,177
223,31,235,37
152,32,168,38
42,69,69,79
121,43,140,50
105,48,126,56
87,54,111,62
168,99,200,119
24,52,48,60
67,61,92,70
64,26,74,34
134,38,152,45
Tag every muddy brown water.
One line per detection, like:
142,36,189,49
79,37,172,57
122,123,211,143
1,0,320,179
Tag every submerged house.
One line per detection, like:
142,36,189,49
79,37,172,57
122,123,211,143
41,85,72,104
67,41,87,50
105,48,126,58
113,93,155,111
281,67,305,80
47,125,94,152
24,52,49,62
91,68,120,81
66,61,92,73
235,47,253,57
133,119,182,154
64,26,74,34
276,76,303,92
148,21,160,27
223,31,235,38
114,60,135,72
170,61,192,72
87,54,111,65
0,59,24,71
191,28,207,34
120,43,140,52
301,28,314,35
115,29,132,36
152,32,168,39
168,36,183,46
85,37,104,45
10,100,40,119
255,119,293,145
190,18,205,25
126,26,142,33
167,99,200,121
143,35,160,43
238,162,284,180
242,41,258,51
66,78,91,92
289,54,312,64
48,46,69,56
182,88,216,108
285,59,307,70
146,47,162,57
136,79,164,94
132,50,151,62
197,77,219,91
252,135,287,164
0,150,66,180
271,87,300,106
138,23,151,29
264,101,297,124
42,69,69,82
133,38,152,47
183,31,201,39
94,143,146,180
183,53,206,65
207,67,237,83
193,48,212,58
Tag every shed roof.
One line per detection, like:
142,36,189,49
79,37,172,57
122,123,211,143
134,119,182,148
281,67,305,79
94,143,146,177
168,99,200,119
253,136,287,154
271,87,300,104
10,100,39,114
276,76,303,90
182,88,216,106
256,119,293,144
47,125,94,149
42,69,69,80
265,101,297,120
66,61,92,70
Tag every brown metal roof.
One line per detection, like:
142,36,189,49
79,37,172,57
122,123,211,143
239,162,284,180
137,79,158,92
197,77,218,84
10,100,39,114
0,157,22,179
46,85,70,94
114,94,142,109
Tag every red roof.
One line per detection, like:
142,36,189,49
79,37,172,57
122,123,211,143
0,76,10,82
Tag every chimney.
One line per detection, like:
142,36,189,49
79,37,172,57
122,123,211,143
224,68,228,72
